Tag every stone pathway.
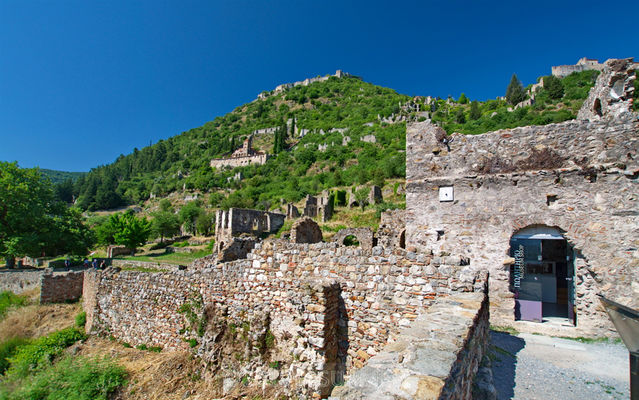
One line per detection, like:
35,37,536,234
490,331,630,400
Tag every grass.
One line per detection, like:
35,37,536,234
5,327,87,378
490,325,520,336
556,335,622,344
0,292,29,321
0,355,126,400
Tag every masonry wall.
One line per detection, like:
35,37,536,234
331,289,490,400
0,269,44,295
405,115,639,335
84,239,485,397
40,270,84,303
209,153,269,169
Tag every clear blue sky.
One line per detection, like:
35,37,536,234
1,0,637,172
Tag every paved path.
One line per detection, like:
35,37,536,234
490,331,629,399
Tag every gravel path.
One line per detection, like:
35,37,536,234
490,331,630,400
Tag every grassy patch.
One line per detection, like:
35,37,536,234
6,327,86,377
0,355,126,400
0,292,29,321
0,337,31,375
490,325,519,336
556,335,622,344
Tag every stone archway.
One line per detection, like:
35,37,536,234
332,228,375,250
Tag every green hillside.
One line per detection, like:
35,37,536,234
70,70,601,211
40,169,86,184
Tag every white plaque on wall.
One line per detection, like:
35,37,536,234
439,186,454,202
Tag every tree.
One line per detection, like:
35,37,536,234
506,74,526,105
151,211,180,243
179,202,203,235
109,212,152,253
544,75,565,100
455,108,466,124
195,212,214,236
159,198,174,213
0,162,94,266
469,101,481,120
354,187,369,210
458,93,469,104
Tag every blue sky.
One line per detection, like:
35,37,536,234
1,0,637,172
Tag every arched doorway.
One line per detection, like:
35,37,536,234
509,226,576,325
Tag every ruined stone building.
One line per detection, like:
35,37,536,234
302,191,334,222
214,207,285,260
209,134,270,169
406,58,638,334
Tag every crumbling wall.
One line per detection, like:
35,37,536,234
214,208,285,254
377,209,406,249
332,228,376,250
290,217,323,244
85,238,484,397
40,270,84,303
0,269,43,295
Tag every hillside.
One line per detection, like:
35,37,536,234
70,70,603,212
40,169,86,184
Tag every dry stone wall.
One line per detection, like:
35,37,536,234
84,238,485,397
0,269,43,295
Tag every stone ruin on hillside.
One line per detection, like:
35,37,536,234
209,134,270,170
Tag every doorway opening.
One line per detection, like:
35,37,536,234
509,226,576,326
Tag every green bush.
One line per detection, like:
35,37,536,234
0,337,31,375
0,355,126,400
6,327,86,377
0,291,28,321
75,311,86,328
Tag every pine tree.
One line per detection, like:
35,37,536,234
469,100,481,120
544,75,564,100
506,74,526,105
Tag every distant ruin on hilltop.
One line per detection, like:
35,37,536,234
257,69,352,100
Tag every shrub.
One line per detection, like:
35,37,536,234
75,311,87,328
0,291,28,321
0,337,31,375
7,327,87,377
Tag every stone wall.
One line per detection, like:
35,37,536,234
330,289,489,400
209,153,269,170
405,63,639,335
84,238,485,397
110,259,179,271
0,269,43,295
40,270,84,303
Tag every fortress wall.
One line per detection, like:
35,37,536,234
405,115,639,335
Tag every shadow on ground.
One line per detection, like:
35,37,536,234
489,330,526,400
